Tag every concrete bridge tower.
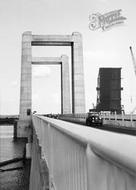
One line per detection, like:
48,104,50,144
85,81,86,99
17,31,85,138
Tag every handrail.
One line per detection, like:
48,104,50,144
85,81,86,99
34,115,136,175
31,115,136,190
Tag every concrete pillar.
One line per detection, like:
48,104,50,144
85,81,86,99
17,31,32,138
72,32,85,114
61,55,71,114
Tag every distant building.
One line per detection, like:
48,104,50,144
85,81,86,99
96,68,123,114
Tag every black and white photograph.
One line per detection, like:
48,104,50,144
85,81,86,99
0,0,136,189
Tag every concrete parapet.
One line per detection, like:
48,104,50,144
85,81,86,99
29,128,49,190
31,115,136,190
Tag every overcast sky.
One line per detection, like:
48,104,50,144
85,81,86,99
0,0,136,114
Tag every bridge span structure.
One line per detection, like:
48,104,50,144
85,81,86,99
16,32,136,189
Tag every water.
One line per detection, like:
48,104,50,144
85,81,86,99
0,125,13,138
0,125,15,162
0,125,31,190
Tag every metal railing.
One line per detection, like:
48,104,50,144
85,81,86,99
30,115,136,190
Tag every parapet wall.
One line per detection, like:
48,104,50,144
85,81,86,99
29,127,49,190
29,115,136,190
102,114,136,128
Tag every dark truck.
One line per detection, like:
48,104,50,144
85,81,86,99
86,112,103,126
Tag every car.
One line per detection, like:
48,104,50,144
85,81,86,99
86,112,103,126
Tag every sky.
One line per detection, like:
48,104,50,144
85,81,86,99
0,0,136,114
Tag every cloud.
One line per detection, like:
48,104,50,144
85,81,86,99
32,66,51,78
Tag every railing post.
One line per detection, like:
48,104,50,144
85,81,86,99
122,111,125,127
108,112,110,120
114,111,117,122
130,114,133,127
103,113,105,121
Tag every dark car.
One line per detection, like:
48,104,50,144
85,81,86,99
86,113,103,126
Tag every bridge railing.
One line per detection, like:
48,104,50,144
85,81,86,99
59,113,136,128
101,113,136,128
30,115,136,190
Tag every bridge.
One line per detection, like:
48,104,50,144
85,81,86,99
29,114,136,190
14,31,136,189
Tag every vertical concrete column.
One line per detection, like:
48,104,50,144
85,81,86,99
61,55,71,114
72,32,85,113
18,31,32,138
